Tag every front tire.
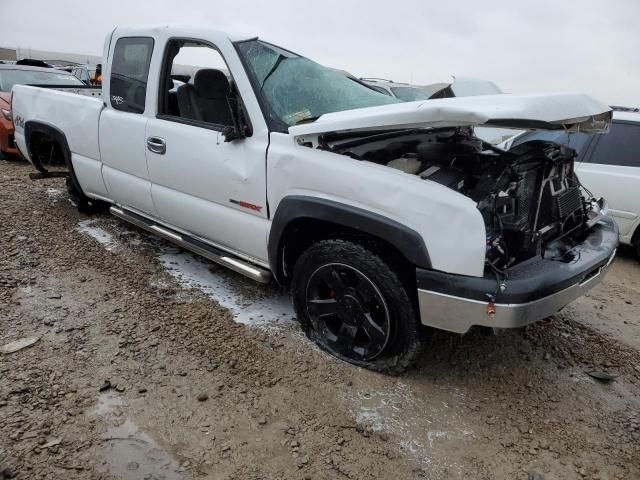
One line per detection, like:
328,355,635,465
291,239,424,373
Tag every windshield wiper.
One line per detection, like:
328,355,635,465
260,54,287,90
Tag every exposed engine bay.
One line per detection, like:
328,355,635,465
322,128,604,275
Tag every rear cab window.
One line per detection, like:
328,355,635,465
110,37,154,113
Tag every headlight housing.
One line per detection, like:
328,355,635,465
1,108,11,121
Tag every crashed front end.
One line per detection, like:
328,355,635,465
412,130,618,333
290,92,617,333
415,216,617,333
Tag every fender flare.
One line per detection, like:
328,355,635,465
267,195,431,282
24,121,85,196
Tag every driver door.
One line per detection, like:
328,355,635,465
145,38,269,262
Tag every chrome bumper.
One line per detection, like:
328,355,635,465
418,253,613,333
416,217,619,334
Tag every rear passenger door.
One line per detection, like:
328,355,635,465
576,120,640,242
99,36,158,217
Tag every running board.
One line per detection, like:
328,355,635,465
109,206,272,284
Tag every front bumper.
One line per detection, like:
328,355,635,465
416,217,619,334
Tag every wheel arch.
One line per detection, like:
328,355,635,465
24,121,69,171
24,121,85,196
267,196,431,285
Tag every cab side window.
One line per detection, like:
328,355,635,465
587,122,640,167
157,39,235,129
110,37,154,114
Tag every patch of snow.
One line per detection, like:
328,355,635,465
77,218,295,328
427,430,448,449
342,382,471,473
158,250,295,328
77,219,119,252
46,188,64,203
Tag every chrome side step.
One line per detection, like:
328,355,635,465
110,206,272,284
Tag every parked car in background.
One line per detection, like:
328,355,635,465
64,64,102,85
362,76,503,101
15,59,53,68
361,77,433,101
68,64,95,84
361,76,509,144
503,108,640,256
0,64,84,159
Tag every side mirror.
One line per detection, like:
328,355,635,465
223,94,251,142
222,125,243,142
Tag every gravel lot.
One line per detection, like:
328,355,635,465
1,159,639,480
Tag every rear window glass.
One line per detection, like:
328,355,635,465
0,69,83,91
110,37,154,113
588,122,640,167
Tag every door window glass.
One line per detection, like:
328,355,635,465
588,122,640,167
110,37,154,113
157,40,235,129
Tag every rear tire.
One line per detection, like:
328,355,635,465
65,176,109,214
291,239,424,374
631,225,640,260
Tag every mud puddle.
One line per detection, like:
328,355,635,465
92,393,190,480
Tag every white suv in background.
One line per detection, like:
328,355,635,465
504,108,640,256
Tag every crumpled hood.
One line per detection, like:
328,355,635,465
289,92,611,138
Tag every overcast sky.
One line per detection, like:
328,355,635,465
1,0,638,106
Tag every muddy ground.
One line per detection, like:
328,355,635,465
1,159,639,480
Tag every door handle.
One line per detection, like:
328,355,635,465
146,136,166,154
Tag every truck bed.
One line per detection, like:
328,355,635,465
12,84,104,167
25,84,102,98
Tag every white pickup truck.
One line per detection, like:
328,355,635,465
11,25,618,372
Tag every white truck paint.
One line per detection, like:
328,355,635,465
289,92,610,139
10,25,619,371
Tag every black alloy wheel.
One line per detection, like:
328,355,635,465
305,263,391,361
291,239,424,373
